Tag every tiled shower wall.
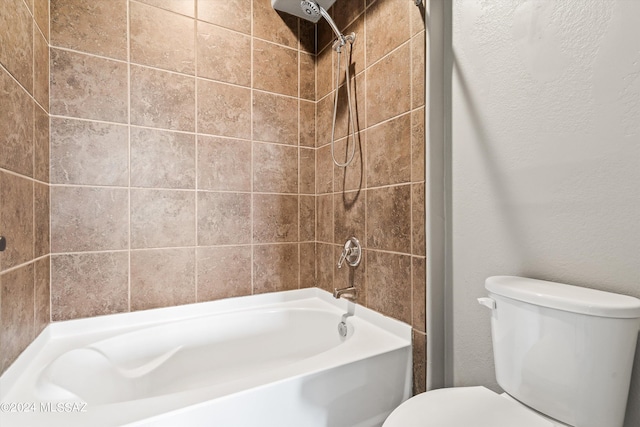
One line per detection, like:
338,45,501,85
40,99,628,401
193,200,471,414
1,0,427,392
47,0,317,320
0,0,51,373
314,0,426,393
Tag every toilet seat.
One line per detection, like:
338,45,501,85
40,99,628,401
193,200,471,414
383,386,565,427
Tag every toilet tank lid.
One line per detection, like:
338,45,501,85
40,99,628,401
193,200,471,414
485,276,640,319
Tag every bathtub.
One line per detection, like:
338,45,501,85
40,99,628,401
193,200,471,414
0,288,412,427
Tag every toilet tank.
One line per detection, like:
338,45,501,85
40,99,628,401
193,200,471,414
484,276,640,427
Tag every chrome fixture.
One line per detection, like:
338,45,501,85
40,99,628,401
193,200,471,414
299,0,359,168
333,286,356,300
337,321,348,337
337,237,361,269
273,0,358,168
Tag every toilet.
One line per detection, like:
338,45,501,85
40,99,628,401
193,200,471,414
384,276,640,427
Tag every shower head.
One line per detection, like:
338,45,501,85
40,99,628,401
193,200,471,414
300,0,346,47
271,0,352,50
271,0,336,24
300,0,321,19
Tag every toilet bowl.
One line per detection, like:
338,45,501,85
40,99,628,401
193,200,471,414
383,386,569,427
383,276,640,427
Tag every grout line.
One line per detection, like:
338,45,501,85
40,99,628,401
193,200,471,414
194,12,199,303
250,0,255,297
47,0,52,325
126,0,132,313
47,182,324,195
0,166,49,186
0,63,47,114
0,254,53,277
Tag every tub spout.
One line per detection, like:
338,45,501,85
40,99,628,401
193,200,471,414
333,286,356,300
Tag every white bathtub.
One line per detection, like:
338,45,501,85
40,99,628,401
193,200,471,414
0,288,412,427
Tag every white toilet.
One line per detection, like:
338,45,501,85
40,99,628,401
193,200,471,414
384,276,640,427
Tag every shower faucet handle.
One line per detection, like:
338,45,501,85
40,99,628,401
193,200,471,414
337,237,361,269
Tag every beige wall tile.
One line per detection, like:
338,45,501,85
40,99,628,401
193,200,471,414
137,0,195,17
253,194,298,243
333,0,365,32
412,330,426,394
0,0,33,92
334,190,365,244
253,0,298,48
316,94,332,148
315,243,334,293
197,135,251,192
411,1,426,37
131,65,195,131
299,242,316,288
197,21,251,86
198,192,251,245
366,43,411,127
333,73,365,140
365,0,410,66
198,79,251,139
366,250,411,324
131,248,196,311
51,49,128,123
198,0,251,34
197,245,251,301
366,113,411,187
0,172,34,270
253,142,298,193
131,189,196,249
34,0,50,40
34,256,50,335
366,184,411,253
131,127,196,189
253,243,299,293
299,19,315,54
0,264,35,373
50,118,129,186
317,20,333,54
334,133,365,193
299,147,315,194
130,2,195,74
33,28,49,110
316,48,333,101
34,182,49,258
412,33,425,109
0,69,33,177
51,0,127,60
412,256,426,332
412,183,425,256
252,91,298,145
300,53,315,101
315,144,333,194
300,100,316,148
412,107,425,182
51,252,128,321
253,39,298,97
316,193,333,243
299,195,315,242
51,186,128,252
344,15,365,77
34,105,49,183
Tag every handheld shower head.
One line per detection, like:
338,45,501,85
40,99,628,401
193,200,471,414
299,0,346,48
300,0,321,19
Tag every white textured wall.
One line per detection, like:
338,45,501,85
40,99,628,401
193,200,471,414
450,1,640,425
